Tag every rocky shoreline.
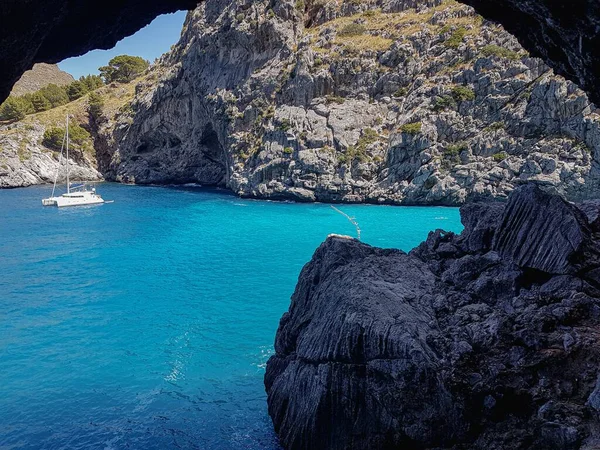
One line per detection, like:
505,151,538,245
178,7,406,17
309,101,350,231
265,184,600,449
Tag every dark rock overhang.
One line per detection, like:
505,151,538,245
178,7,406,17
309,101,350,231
0,0,199,102
0,0,598,105
460,0,600,106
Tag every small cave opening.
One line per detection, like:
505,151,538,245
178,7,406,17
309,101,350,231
195,123,227,186
135,131,181,155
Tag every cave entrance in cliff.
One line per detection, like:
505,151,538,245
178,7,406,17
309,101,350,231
197,123,228,186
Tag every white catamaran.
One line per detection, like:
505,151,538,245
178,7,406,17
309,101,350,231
42,115,105,207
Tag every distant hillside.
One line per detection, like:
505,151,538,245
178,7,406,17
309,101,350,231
11,64,74,96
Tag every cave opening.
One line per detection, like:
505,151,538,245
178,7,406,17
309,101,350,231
196,122,227,186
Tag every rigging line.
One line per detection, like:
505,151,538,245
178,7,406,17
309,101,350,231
50,126,67,198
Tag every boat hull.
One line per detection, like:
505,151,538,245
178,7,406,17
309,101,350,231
55,197,105,207
42,193,105,207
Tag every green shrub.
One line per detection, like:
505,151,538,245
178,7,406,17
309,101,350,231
79,74,104,91
493,151,508,162
444,27,467,49
354,128,379,154
236,13,245,22
88,92,105,122
39,84,69,108
432,94,457,111
393,87,408,98
337,130,379,164
43,124,90,150
338,23,366,37
451,85,475,102
338,145,367,164
400,122,422,135
99,55,149,83
30,92,51,112
278,119,292,131
438,24,451,35
42,128,66,150
0,97,31,121
445,141,468,157
326,95,345,105
481,45,520,60
66,80,89,101
283,146,294,154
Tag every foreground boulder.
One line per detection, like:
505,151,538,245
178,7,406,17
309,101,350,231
265,184,600,449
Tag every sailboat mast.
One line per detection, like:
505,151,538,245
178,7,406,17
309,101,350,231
66,115,70,194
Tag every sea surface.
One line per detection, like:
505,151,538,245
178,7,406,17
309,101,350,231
0,183,463,449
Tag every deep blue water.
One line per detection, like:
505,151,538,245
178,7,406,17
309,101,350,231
0,183,463,449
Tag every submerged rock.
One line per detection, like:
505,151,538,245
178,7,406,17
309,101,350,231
265,184,600,449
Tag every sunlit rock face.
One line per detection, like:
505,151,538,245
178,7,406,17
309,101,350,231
1,0,598,109
97,0,600,205
0,0,198,103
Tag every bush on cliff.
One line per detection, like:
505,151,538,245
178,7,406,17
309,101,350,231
481,45,521,60
66,80,89,101
338,23,366,37
87,92,105,123
39,84,70,108
43,124,91,150
99,55,149,83
400,122,422,135
0,97,31,121
451,85,476,102
30,92,51,112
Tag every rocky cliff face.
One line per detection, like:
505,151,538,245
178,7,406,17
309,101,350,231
10,64,74,97
460,0,600,107
100,0,600,205
0,122,101,188
265,184,600,449
0,79,142,188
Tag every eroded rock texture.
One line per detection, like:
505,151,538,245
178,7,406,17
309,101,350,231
0,0,198,103
265,184,600,449
0,122,101,188
0,0,599,110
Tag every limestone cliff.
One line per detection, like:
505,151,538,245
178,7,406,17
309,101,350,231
0,80,141,188
99,0,600,205
265,184,600,449
0,121,100,188
10,64,74,97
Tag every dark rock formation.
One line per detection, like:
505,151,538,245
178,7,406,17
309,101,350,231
0,0,198,103
460,0,600,106
265,184,600,449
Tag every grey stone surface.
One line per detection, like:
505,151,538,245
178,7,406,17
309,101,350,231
94,0,600,205
0,122,101,188
265,184,600,449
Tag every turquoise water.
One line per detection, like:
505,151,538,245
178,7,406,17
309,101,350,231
0,184,462,449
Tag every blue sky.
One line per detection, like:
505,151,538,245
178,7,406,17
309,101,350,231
59,11,187,79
